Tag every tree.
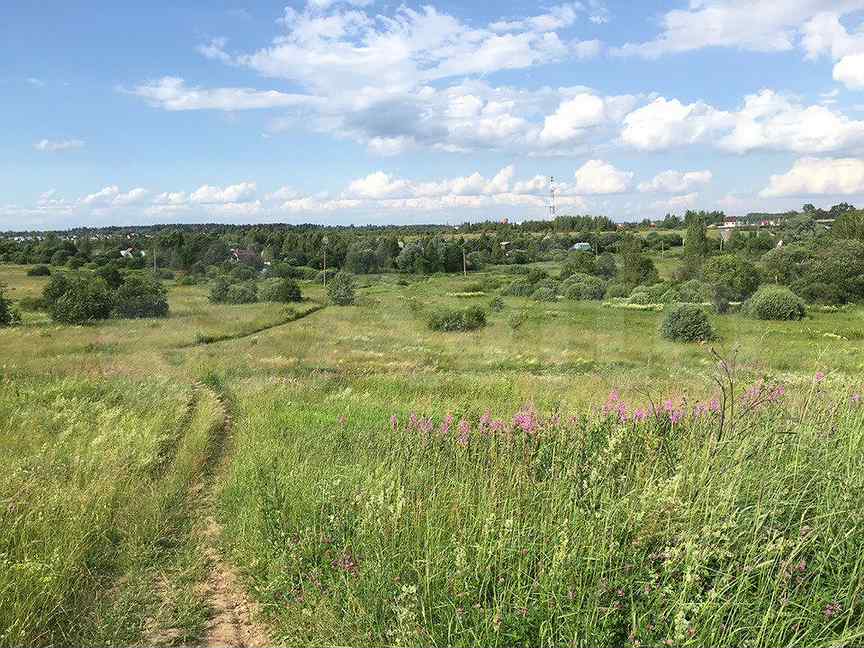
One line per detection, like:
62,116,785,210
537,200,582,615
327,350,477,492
832,209,864,241
114,274,169,318
47,275,114,324
618,235,658,286
327,272,356,305
702,254,761,300
0,284,21,327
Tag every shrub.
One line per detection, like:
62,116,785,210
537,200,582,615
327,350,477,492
660,288,680,304
176,274,199,286
327,272,356,306
702,254,761,300
46,275,114,324
27,265,51,277
489,296,505,312
225,282,258,305
661,303,716,342
501,278,534,297
629,291,651,305
531,286,558,302
676,279,713,303
426,305,487,332
208,278,230,303
230,265,258,282
260,278,303,303
559,252,596,279
604,282,632,299
95,264,124,289
318,268,339,284
508,310,528,329
563,273,606,301
0,286,21,327
113,274,169,318
746,286,806,321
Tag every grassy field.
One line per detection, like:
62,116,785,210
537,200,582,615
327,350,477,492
1,263,863,646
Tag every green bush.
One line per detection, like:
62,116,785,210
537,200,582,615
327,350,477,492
489,296,505,312
46,275,114,324
0,286,21,327
95,264,124,289
501,278,534,297
559,252,596,279
702,254,761,300
27,265,51,277
661,303,716,342
660,288,680,304
746,285,806,321
327,272,356,306
113,274,169,318
629,291,651,305
208,278,230,303
508,310,528,329
225,282,259,305
563,273,606,301
176,274,199,286
531,286,558,302
260,278,303,303
230,265,258,282
426,305,487,332
604,282,632,299
676,279,713,303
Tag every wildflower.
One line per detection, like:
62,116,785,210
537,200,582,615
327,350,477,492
663,399,674,413
824,601,842,619
456,419,470,448
441,413,454,436
617,402,629,423
814,371,826,383
692,403,707,418
633,408,647,423
390,414,399,432
479,409,492,432
670,409,683,425
602,390,620,416
490,419,505,433
851,393,861,405
709,398,720,413
513,407,537,435
331,553,359,576
408,412,418,430
768,385,785,402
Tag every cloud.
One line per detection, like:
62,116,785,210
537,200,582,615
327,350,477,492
835,53,864,89
189,182,257,204
26,77,45,87
621,90,864,154
571,159,633,194
614,0,864,59
81,186,120,205
126,77,319,111
651,192,699,211
638,170,712,193
760,157,864,196
718,89,864,153
621,98,731,151
34,138,85,152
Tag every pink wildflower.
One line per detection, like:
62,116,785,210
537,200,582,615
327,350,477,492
815,371,826,383
692,403,708,418
663,399,674,413
456,419,470,447
408,412,418,430
633,408,647,423
768,385,786,402
440,413,454,436
670,409,684,425
513,408,537,435
479,409,492,431
490,419,505,433
390,414,398,432
709,398,720,413
824,601,842,619
852,393,862,405
617,402,629,423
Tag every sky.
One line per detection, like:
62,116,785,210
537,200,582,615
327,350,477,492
3,0,864,229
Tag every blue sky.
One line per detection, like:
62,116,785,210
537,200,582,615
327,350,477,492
3,0,864,229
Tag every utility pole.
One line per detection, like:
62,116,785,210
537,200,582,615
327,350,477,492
153,239,157,274
322,235,328,288
548,175,558,219
462,246,467,277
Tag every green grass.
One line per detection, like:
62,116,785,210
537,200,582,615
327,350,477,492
2,262,864,646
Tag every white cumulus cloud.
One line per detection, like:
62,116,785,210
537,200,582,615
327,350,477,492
571,160,633,194
638,170,712,193
760,157,864,196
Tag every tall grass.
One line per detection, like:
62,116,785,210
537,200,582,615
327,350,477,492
0,374,223,646
221,376,864,647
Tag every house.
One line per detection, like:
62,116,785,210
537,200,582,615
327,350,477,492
120,248,135,258
569,242,592,252
230,248,262,266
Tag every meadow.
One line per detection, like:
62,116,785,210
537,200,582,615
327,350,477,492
1,261,863,646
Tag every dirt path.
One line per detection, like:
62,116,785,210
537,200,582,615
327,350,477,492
199,387,271,648
140,384,271,648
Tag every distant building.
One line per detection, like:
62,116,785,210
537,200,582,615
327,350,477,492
230,248,262,265
570,242,592,252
